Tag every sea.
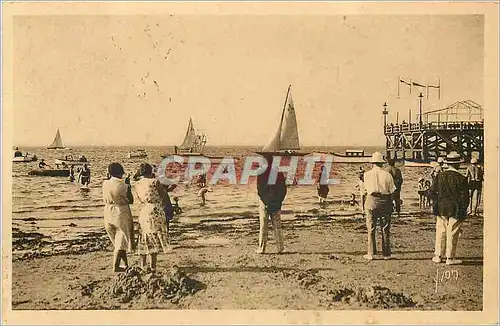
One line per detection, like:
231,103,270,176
11,145,444,258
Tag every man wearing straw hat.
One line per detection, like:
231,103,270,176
466,157,483,216
430,152,469,265
363,152,396,260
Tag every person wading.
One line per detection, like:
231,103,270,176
102,163,134,272
430,152,469,265
385,158,403,217
363,152,396,261
256,158,287,254
466,158,484,216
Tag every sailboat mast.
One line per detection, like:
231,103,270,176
280,85,292,123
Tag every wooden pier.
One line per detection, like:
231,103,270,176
383,95,484,163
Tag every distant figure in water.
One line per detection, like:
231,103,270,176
80,164,91,186
256,160,287,254
69,165,75,182
38,159,48,169
14,147,23,157
133,163,170,271
349,193,358,206
197,173,207,188
198,186,212,205
102,163,134,272
316,166,329,204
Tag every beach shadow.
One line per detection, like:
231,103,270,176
273,250,366,256
182,265,337,274
460,260,483,266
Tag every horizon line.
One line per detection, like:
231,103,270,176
12,143,385,148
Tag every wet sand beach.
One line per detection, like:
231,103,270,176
12,211,483,310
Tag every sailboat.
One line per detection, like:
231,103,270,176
162,118,220,159
257,85,306,156
47,129,66,150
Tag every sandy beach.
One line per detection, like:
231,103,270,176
12,209,483,310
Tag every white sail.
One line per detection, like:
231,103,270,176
179,119,196,149
262,86,300,152
48,129,64,149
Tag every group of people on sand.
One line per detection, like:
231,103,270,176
103,162,185,272
102,151,483,273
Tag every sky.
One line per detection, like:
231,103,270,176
13,15,484,147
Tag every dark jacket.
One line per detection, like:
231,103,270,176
430,169,469,220
385,165,403,190
257,168,287,214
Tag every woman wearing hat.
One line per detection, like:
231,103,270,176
430,152,469,265
466,157,483,216
363,151,396,260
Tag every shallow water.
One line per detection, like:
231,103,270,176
11,145,469,254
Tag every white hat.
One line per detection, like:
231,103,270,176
437,157,444,163
445,152,463,164
369,151,386,163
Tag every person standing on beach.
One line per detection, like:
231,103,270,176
363,152,396,261
102,163,134,272
466,158,483,216
256,161,287,254
316,165,329,204
385,158,403,217
431,152,469,265
133,163,170,271
430,157,445,182
354,173,367,214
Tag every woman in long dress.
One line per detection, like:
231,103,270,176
102,163,134,272
134,163,170,271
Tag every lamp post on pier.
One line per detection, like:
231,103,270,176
383,102,388,127
419,92,424,127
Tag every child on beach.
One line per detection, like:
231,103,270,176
423,180,432,208
354,173,367,214
172,196,183,215
417,178,426,208
349,193,358,206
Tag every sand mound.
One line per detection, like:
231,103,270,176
95,266,205,304
329,285,416,309
282,269,322,288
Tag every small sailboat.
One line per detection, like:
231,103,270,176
161,118,223,161
257,85,306,156
176,118,207,156
47,129,65,150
